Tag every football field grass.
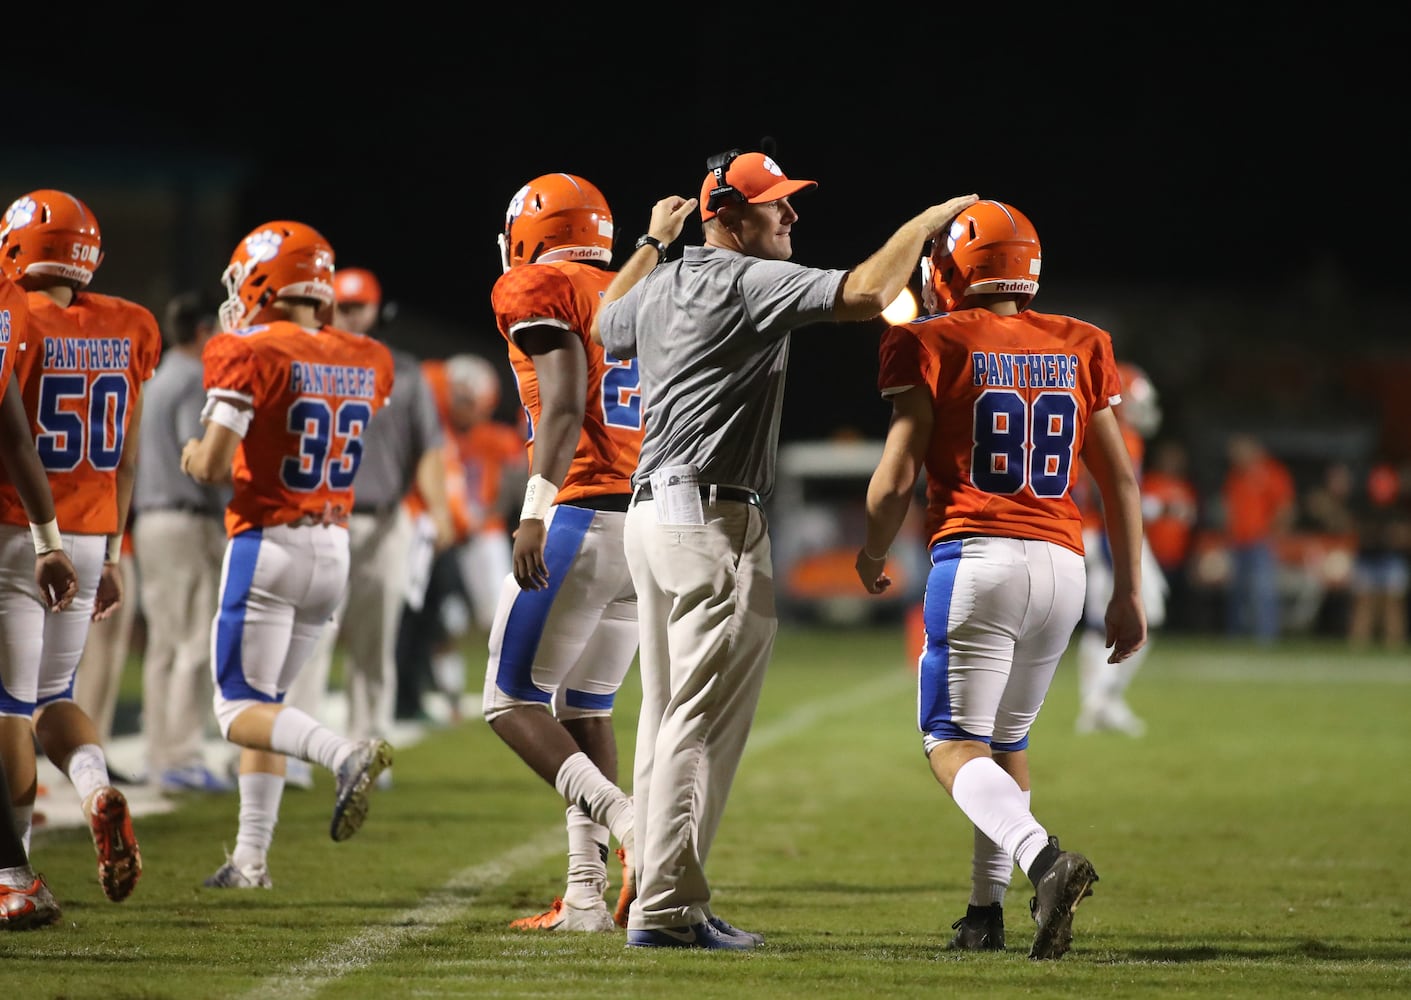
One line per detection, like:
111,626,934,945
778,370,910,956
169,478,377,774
4,626,1408,998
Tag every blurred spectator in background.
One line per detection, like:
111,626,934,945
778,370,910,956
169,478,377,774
444,353,525,632
1221,433,1296,643
284,268,451,789
1307,459,1411,648
396,354,522,722
1073,362,1168,737
1141,438,1199,630
132,289,231,794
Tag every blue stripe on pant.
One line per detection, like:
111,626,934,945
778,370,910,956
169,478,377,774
213,529,276,704
918,538,963,740
494,505,594,704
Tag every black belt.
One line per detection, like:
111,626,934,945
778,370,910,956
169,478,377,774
632,483,763,509
568,493,632,513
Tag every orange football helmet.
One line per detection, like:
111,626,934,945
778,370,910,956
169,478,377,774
333,266,382,306
499,173,613,273
920,200,1041,314
0,189,104,286
1116,361,1162,438
219,220,335,331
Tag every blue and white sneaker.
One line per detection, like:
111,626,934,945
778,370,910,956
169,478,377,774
626,920,756,951
330,739,393,842
707,915,765,946
161,764,234,794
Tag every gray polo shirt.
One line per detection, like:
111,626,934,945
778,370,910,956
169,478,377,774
350,345,444,511
597,244,845,499
133,350,230,515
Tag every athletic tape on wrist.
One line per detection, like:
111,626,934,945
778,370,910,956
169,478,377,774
31,519,63,555
520,474,559,522
105,533,124,564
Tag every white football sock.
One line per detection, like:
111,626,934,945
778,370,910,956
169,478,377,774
1077,628,1117,710
969,788,1029,906
65,743,111,807
554,752,632,847
951,757,1050,876
232,771,284,868
269,706,351,772
562,805,609,908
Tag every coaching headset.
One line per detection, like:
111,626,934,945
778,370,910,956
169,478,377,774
705,148,746,214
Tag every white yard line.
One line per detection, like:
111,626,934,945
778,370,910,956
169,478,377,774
238,669,911,999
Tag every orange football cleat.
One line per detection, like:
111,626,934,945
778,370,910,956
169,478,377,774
86,787,142,902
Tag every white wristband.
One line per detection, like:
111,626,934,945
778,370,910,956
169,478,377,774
520,474,559,522
105,533,124,564
30,519,63,555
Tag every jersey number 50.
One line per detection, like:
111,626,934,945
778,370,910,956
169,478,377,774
971,389,1077,499
282,398,372,491
36,372,130,472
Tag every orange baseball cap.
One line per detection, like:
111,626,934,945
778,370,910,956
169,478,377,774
699,151,817,221
333,267,381,306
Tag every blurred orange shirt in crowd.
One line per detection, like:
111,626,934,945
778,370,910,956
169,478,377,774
1142,468,1198,570
407,358,523,543
1223,447,1295,545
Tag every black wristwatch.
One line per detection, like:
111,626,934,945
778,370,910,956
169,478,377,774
634,234,668,265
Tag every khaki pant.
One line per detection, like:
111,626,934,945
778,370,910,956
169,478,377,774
134,510,225,773
624,497,776,930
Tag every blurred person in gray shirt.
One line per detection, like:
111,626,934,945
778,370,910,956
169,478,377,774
283,268,453,789
131,289,232,793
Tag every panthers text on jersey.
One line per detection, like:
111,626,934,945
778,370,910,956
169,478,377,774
877,308,1122,556
491,261,643,503
201,321,394,537
0,291,161,534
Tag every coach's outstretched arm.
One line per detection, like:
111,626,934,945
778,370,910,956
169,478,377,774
832,194,979,323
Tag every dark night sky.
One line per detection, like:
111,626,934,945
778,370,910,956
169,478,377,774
13,11,1397,442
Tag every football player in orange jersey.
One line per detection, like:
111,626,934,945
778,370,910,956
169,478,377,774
0,271,78,930
483,174,640,932
180,221,397,889
855,201,1146,960
1073,362,1169,737
0,191,155,906
281,266,451,791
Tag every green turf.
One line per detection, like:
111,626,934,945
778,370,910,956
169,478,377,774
5,628,1408,999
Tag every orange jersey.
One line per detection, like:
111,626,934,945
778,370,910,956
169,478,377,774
0,276,26,398
490,261,643,504
1142,468,1198,569
1223,454,1294,545
202,321,394,538
451,419,524,534
877,308,1122,556
0,291,161,534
